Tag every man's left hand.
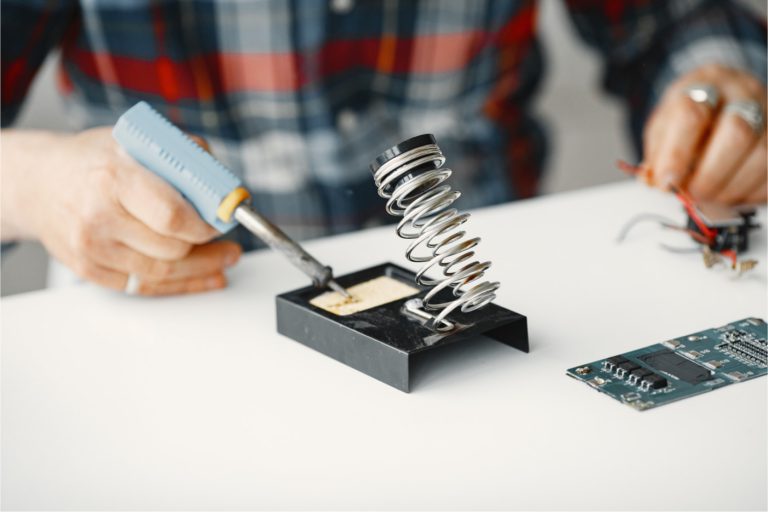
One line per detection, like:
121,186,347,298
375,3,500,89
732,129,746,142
642,64,766,204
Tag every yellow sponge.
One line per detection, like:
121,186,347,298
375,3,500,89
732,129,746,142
310,275,419,316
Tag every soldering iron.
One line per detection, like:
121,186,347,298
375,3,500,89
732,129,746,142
113,102,349,298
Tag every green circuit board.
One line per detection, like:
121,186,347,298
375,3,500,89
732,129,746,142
567,318,767,411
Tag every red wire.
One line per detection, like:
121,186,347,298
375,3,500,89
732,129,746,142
720,249,738,266
616,159,654,184
617,159,717,243
671,186,717,241
616,159,642,176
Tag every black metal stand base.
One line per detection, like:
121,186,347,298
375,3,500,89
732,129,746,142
276,263,528,392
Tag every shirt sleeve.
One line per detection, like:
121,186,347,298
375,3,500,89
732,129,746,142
1,0,78,127
562,0,767,154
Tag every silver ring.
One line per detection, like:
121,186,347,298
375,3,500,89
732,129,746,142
124,273,141,295
724,99,764,134
684,83,720,109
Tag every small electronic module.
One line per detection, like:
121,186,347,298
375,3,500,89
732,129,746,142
567,318,767,411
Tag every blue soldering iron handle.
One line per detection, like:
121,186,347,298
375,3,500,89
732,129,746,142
112,101,243,233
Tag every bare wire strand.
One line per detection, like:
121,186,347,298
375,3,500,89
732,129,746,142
616,213,682,243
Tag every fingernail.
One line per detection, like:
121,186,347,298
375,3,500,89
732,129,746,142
207,276,225,288
224,251,240,267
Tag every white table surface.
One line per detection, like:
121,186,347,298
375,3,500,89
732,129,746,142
2,182,766,511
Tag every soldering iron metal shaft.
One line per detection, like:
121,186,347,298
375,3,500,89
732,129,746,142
233,204,349,297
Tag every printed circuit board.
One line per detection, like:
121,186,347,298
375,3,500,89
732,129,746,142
567,318,767,411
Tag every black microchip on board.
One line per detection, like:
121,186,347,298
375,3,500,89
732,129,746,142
639,349,712,385
643,373,668,389
631,368,653,379
618,361,640,372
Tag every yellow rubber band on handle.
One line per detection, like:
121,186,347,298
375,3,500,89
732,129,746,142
217,187,251,222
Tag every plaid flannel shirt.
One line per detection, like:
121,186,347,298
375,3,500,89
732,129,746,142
2,0,766,250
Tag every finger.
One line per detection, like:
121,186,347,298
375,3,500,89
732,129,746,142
136,241,241,280
687,109,759,200
66,256,127,291
652,95,716,189
84,265,126,290
114,208,193,260
90,240,242,281
642,109,666,164
114,147,219,244
641,116,668,185
55,238,231,295
135,272,227,296
744,187,767,204
743,170,768,204
714,139,766,204
58,231,129,291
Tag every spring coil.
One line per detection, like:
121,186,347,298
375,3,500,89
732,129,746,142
371,139,500,329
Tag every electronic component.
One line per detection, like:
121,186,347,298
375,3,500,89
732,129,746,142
588,377,606,387
616,160,760,275
615,361,640,379
688,202,758,253
716,328,767,367
627,367,652,385
638,349,712,385
602,356,629,372
641,374,668,391
567,318,767,411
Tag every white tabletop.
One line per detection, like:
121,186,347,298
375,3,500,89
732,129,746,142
2,182,766,510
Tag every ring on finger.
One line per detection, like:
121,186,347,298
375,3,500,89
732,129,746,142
724,99,765,135
124,273,141,295
683,83,720,110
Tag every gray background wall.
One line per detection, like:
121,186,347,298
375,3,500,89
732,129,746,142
2,0,764,296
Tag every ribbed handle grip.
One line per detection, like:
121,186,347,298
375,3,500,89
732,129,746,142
112,101,242,233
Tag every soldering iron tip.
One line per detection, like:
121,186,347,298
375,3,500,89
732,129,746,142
328,279,351,299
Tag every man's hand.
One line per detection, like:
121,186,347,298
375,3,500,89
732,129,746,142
642,64,766,204
1,127,241,295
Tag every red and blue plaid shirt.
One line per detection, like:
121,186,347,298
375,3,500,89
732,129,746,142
2,0,765,248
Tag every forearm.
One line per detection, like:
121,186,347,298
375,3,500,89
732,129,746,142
1,129,69,241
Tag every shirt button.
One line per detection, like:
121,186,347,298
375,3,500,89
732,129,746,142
337,109,358,134
331,0,354,14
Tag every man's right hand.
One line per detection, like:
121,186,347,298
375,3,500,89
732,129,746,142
1,127,242,295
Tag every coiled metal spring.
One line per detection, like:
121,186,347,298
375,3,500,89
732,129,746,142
370,134,500,331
